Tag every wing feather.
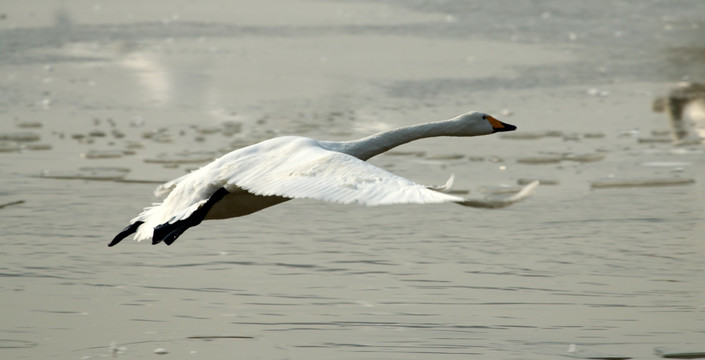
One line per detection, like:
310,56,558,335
222,141,465,206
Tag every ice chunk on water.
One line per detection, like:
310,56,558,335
517,155,563,164
0,132,40,142
591,177,695,188
41,166,130,181
144,151,217,164
655,347,705,359
562,153,606,162
26,143,52,151
0,142,22,152
15,121,43,128
81,150,125,159
519,178,558,185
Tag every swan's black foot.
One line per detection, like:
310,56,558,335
152,187,230,245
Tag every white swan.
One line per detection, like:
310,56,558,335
109,111,537,246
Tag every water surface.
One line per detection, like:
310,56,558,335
1,1,704,359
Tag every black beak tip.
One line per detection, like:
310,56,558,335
494,122,517,133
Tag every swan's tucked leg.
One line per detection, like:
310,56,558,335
153,187,230,245
108,221,145,247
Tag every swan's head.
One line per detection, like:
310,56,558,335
454,112,517,136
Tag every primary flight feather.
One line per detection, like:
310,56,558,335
109,111,537,246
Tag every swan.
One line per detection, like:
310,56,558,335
109,111,537,246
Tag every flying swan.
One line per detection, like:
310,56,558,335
109,111,538,246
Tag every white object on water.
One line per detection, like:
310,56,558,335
154,348,168,355
109,111,538,246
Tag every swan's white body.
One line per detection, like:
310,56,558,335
110,111,536,246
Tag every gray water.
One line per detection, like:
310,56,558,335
1,1,704,359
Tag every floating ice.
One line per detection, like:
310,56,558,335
151,134,174,143
562,153,606,162
587,88,610,97
81,150,125,159
658,352,705,359
222,121,242,136
0,200,25,209
642,161,690,167
0,142,22,152
583,132,606,139
196,126,220,135
638,137,671,144
517,152,605,164
591,177,695,188
517,155,563,164
41,167,130,181
144,151,217,164
519,178,557,185
131,116,145,127
447,189,470,195
15,121,43,128
26,143,52,151
655,347,705,359
426,153,465,160
125,141,144,149
142,130,174,143
111,129,126,138
0,132,40,142
669,148,703,155
385,150,426,157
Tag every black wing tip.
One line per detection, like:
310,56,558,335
108,221,144,247
152,222,185,245
151,187,230,246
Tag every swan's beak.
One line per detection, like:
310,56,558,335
488,116,517,133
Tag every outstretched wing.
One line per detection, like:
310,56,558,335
222,140,465,206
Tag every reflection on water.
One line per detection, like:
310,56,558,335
120,51,172,106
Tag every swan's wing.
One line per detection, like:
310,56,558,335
225,145,465,206
154,173,190,198
222,141,538,208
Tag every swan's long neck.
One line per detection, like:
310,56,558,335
321,119,464,160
